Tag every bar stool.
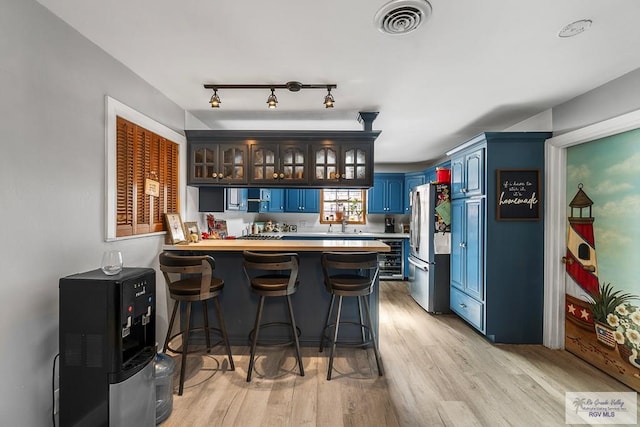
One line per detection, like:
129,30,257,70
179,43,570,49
242,251,304,382
159,252,235,395
320,251,383,380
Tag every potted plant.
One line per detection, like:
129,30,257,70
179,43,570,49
585,282,636,349
610,302,640,368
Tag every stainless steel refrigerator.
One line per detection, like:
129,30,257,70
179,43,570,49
408,183,451,313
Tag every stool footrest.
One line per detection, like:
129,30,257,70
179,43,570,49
249,322,302,348
321,321,374,349
166,326,226,355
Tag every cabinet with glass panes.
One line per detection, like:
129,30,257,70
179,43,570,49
320,189,366,225
249,142,308,186
189,142,248,185
309,142,373,188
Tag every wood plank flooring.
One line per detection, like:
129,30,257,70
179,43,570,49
161,282,638,426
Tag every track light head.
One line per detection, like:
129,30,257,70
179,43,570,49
324,88,335,108
267,89,278,109
209,89,221,108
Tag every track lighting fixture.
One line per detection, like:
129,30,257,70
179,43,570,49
203,81,337,109
266,88,278,109
323,88,335,108
209,89,221,108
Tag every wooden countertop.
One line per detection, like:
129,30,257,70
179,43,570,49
163,239,391,252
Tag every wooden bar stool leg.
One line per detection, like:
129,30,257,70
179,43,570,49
319,294,336,353
247,296,265,382
202,301,211,352
163,300,179,353
179,302,192,395
213,296,235,370
363,296,383,376
286,295,304,377
327,296,343,380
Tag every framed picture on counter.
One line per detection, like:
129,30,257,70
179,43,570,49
183,221,200,242
163,213,186,244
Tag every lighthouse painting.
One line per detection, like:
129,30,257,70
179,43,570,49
564,128,640,392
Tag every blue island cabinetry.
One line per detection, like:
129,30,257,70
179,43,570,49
163,240,389,346
447,132,550,344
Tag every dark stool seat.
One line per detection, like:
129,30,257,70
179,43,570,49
320,251,384,380
242,251,304,382
159,252,235,395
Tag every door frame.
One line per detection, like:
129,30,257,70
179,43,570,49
543,108,640,348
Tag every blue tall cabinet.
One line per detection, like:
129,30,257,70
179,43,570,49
447,132,551,344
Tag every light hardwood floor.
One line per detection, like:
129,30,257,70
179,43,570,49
162,282,638,426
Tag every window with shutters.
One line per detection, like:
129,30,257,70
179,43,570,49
115,116,179,238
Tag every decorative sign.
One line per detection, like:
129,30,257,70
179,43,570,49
144,178,160,197
496,169,540,220
145,171,160,197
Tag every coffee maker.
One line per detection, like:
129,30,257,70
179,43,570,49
384,217,395,233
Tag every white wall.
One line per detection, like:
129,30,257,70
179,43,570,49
0,1,185,425
553,68,640,135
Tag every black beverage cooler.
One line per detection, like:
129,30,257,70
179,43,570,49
59,267,156,427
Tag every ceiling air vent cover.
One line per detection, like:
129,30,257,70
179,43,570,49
375,0,432,35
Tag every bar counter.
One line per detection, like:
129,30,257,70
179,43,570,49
163,238,391,252
162,239,390,347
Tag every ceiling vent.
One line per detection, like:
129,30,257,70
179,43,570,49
374,0,432,35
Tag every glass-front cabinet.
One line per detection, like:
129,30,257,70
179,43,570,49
249,142,308,185
190,143,248,185
309,142,372,187
186,129,379,188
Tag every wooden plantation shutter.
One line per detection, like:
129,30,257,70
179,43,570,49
115,116,179,238
135,126,152,234
164,139,180,216
116,117,135,237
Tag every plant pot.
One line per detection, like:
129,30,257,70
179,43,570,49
594,321,617,349
617,343,640,368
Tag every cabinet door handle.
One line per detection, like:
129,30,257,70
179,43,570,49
272,173,279,179
459,303,467,309
335,173,341,179
279,173,285,179
459,242,466,248
461,188,467,193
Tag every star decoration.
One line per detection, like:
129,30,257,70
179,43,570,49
567,304,576,315
580,309,590,320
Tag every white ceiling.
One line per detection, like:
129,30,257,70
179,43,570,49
37,0,640,165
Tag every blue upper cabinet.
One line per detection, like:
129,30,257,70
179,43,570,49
226,188,248,211
403,172,426,213
368,173,404,214
285,189,320,213
264,188,285,212
450,146,484,199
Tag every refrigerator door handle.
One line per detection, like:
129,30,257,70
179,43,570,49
408,257,429,271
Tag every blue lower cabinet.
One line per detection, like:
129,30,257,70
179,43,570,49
285,189,320,213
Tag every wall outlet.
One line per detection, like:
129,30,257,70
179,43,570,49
54,388,60,415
